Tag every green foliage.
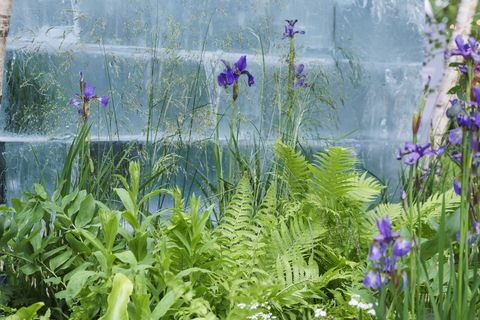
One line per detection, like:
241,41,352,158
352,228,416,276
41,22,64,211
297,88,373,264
99,273,133,320
0,141,383,319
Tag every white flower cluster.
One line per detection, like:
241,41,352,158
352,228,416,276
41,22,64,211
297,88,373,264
246,312,276,320
348,294,375,316
237,301,277,320
314,307,327,318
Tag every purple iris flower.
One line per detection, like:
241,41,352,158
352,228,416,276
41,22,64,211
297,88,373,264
393,238,411,257
369,242,383,261
374,216,399,242
449,128,462,145
457,113,472,128
365,215,411,291
217,55,254,88
453,178,462,196
451,35,480,62
363,270,381,290
472,86,480,106
396,142,443,166
450,153,462,163
456,223,479,245
283,19,305,39
458,64,480,76
293,64,309,88
69,72,109,113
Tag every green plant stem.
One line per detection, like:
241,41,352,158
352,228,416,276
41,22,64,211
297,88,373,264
284,38,296,147
457,62,474,318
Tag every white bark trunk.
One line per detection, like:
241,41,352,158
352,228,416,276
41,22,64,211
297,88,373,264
431,0,479,144
0,0,12,101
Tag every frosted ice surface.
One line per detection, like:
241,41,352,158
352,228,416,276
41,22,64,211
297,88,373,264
0,0,424,199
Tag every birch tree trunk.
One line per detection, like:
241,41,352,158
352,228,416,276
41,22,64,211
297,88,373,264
431,0,478,144
0,0,12,101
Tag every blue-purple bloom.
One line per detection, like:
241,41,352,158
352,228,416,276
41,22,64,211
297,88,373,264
293,64,309,88
217,55,254,89
450,35,480,62
393,238,411,257
456,220,480,245
449,128,462,145
374,216,399,242
396,142,444,166
364,215,411,290
69,72,109,116
453,178,462,196
363,270,381,290
283,19,305,39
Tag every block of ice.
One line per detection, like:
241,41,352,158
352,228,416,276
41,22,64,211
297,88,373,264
0,0,425,200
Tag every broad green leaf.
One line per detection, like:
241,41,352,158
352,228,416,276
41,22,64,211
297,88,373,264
5,302,44,320
19,264,40,276
115,250,137,266
49,248,73,271
99,273,134,320
34,184,48,200
61,189,78,209
115,188,138,230
99,209,119,251
128,232,147,262
132,294,151,320
75,194,96,227
67,190,87,217
151,290,177,320
77,229,107,253
64,270,98,304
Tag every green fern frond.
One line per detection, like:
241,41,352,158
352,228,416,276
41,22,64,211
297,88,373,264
273,141,310,197
264,217,326,271
309,147,358,201
255,182,278,227
347,172,383,203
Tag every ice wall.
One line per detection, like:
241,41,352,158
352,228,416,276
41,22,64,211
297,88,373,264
1,0,424,200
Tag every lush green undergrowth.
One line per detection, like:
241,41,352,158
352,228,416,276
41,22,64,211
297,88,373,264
1,17,480,320
0,143,383,319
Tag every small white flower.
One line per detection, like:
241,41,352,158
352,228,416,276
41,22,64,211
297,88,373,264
237,303,247,309
314,308,327,317
358,302,371,310
250,302,259,310
367,309,376,315
348,298,359,306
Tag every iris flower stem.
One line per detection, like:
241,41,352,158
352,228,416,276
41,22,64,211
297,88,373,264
213,103,225,213
78,77,94,187
407,164,416,318
458,62,474,318
229,97,236,182
285,38,296,147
